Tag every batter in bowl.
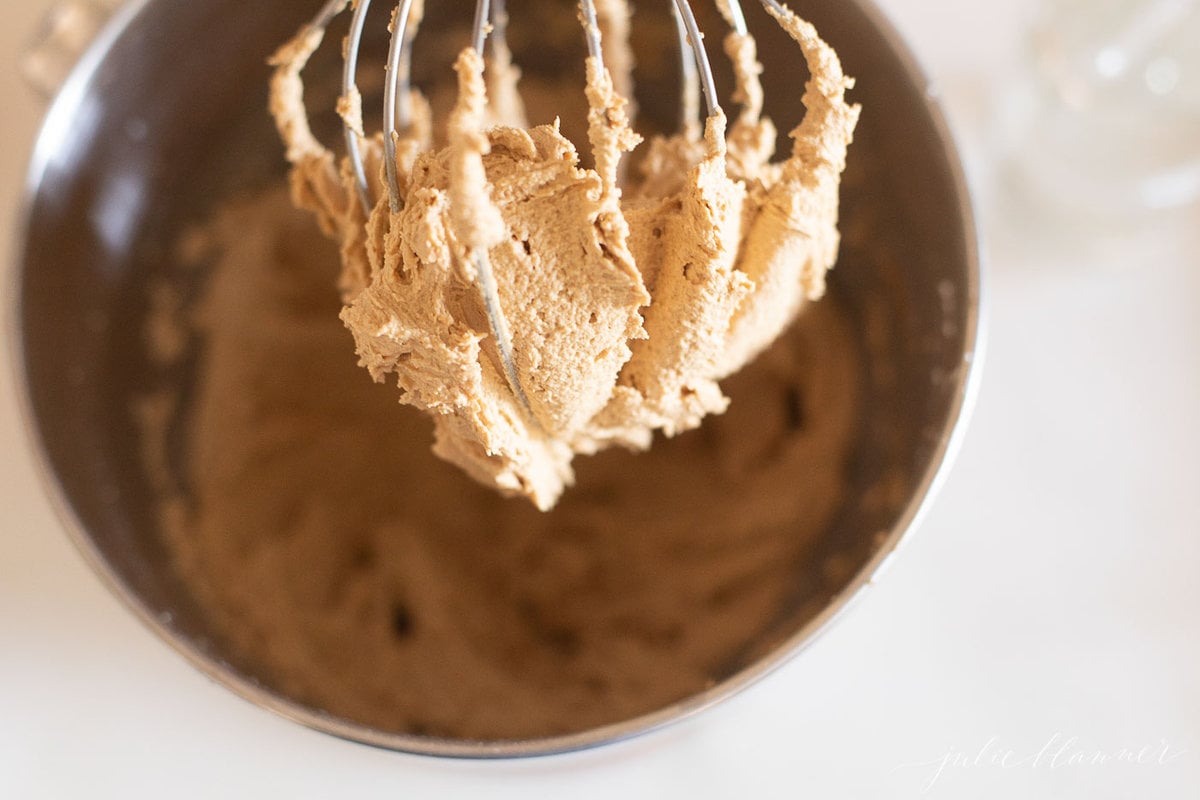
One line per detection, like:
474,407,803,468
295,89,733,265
138,180,860,739
133,0,863,741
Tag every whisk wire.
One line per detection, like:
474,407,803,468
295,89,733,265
305,0,801,422
722,0,749,34
671,2,701,136
343,0,375,213
579,0,604,60
337,0,788,213
470,0,491,54
311,0,349,30
383,0,417,211
670,0,722,121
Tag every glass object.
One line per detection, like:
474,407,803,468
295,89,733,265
1001,0,1200,226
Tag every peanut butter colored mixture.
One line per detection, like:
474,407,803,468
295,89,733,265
269,0,859,509
142,182,860,741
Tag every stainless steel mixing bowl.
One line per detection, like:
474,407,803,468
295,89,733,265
11,0,982,757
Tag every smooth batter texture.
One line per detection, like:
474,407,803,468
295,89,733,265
270,1,859,509
142,183,860,740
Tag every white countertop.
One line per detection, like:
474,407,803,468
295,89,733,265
2,1,1198,797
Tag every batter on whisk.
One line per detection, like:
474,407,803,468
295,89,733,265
270,0,859,510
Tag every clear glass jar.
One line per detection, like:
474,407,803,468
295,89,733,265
1001,0,1200,226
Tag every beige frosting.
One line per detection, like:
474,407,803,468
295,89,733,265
142,184,861,740
269,2,859,509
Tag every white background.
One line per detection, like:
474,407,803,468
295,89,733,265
2,0,1198,797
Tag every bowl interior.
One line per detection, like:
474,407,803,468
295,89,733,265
17,0,976,755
